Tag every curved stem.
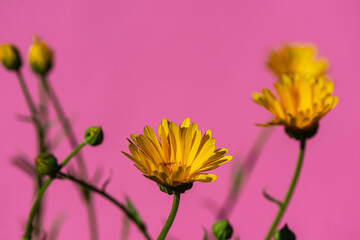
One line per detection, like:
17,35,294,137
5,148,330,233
57,172,152,240
23,141,88,240
157,193,181,240
265,140,306,240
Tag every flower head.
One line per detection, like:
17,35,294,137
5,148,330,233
28,35,53,76
122,118,232,193
0,44,22,71
267,44,328,78
253,75,338,140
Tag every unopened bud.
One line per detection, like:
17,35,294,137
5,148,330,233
274,224,296,240
28,35,53,76
0,44,22,71
212,220,233,240
84,126,104,146
35,153,59,177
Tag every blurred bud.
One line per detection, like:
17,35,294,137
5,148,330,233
84,126,104,146
274,224,296,240
35,153,59,177
0,44,22,71
212,220,233,240
28,35,53,76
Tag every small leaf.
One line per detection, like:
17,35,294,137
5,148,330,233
203,227,209,240
125,197,146,232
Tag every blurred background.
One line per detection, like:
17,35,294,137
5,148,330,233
0,0,359,239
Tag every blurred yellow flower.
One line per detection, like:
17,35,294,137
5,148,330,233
28,35,53,76
253,75,338,139
0,44,22,70
267,44,328,78
122,118,232,190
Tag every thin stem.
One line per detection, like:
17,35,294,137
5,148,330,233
41,79,88,180
265,140,306,240
41,77,98,239
157,193,181,240
16,71,47,239
217,127,273,219
15,71,46,153
23,141,88,240
59,141,87,169
57,172,152,240
23,178,52,240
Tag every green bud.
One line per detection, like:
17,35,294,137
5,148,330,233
35,153,59,177
212,220,233,240
84,126,104,146
28,35,53,76
274,224,296,240
0,44,22,71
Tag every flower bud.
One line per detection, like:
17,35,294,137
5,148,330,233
35,153,59,178
212,220,233,240
84,126,104,146
274,224,296,240
0,44,22,71
28,36,53,76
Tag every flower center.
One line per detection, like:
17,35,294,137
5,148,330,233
165,163,185,173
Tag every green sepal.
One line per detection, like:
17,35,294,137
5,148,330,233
157,182,193,195
285,123,318,141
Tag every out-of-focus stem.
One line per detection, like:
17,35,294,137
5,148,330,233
217,127,273,219
40,78,98,240
16,71,47,239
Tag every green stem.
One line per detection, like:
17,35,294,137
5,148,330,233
57,172,152,240
265,140,306,240
23,141,88,240
157,193,181,240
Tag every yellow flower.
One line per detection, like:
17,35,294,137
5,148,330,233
253,75,338,139
122,118,232,192
267,44,328,78
0,44,22,71
28,35,53,76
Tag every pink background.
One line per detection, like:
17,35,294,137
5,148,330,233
0,0,359,239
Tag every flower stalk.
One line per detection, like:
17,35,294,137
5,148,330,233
157,193,181,240
265,140,306,240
